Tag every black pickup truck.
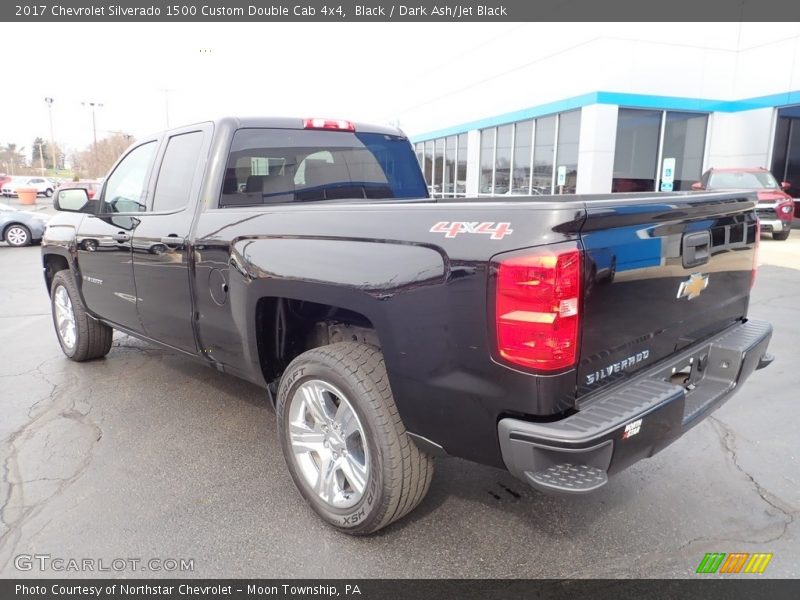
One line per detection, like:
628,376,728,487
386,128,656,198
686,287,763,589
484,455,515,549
42,117,773,534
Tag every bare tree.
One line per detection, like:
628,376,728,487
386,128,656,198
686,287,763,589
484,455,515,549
71,132,134,178
0,143,27,175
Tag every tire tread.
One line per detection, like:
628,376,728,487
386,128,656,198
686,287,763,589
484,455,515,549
51,270,113,361
279,342,433,534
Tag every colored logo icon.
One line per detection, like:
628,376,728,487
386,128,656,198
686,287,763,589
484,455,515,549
696,552,773,574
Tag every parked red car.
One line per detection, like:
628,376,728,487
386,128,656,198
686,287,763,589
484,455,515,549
692,167,794,240
57,180,102,200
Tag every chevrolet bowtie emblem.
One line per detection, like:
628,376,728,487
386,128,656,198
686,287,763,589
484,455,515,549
677,272,709,300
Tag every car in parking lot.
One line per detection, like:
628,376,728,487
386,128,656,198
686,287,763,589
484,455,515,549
0,203,49,246
1,176,56,198
57,179,102,199
692,167,794,240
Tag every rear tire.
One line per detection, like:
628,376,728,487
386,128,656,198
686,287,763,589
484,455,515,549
51,270,113,361
276,342,433,535
773,229,790,241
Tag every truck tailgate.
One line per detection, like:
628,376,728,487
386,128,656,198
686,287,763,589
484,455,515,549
577,192,758,398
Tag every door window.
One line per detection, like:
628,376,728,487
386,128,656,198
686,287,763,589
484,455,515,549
152,132,205,212
102,142,157,213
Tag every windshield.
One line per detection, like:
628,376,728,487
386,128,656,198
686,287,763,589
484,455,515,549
708,171,779,190
220,128,428,207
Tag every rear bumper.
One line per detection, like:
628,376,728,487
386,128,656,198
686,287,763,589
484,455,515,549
498,319,772,495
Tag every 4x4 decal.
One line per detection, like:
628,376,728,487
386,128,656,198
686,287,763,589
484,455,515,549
430,221,513,240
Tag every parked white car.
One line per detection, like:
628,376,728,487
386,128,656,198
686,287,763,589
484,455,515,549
1,177,55,197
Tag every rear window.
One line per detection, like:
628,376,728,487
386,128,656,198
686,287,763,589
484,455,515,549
219,128,428,207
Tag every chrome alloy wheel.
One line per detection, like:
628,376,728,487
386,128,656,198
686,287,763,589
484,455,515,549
53,285,77,349
6,226,28,246
287,379,369,509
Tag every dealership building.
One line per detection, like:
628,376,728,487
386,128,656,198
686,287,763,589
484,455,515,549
405,23,800,199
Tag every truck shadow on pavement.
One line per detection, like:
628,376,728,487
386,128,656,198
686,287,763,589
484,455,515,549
117,338,635,541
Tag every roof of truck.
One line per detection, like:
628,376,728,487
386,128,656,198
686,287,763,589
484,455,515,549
211,116,405,137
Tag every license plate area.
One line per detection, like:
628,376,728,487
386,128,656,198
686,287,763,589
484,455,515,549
654,345,733,424
666,351,708,391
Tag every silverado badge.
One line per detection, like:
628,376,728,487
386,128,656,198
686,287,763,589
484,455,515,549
677,272,709,300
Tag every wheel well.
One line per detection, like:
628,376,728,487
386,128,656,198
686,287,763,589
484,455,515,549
43,254,70,292
255,297,379,388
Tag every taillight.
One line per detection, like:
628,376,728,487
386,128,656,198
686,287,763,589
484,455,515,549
751,218,759,289
303,118,355,132
494,242,582,372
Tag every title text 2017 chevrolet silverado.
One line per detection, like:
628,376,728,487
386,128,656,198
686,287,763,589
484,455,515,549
42,117,773,534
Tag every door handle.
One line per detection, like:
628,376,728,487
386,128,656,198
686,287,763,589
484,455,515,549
160,235,185,248
682,231,711,268
112,232,130,242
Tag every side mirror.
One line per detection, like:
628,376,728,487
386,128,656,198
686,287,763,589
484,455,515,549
691,182,704,191
54,188,92,213
781,181,791,191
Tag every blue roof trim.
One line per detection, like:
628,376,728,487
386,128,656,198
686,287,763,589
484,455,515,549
409,92,599,142
594,91,731,112
410,89,800,143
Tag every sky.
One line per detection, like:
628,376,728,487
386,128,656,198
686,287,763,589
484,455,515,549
1,22,794,162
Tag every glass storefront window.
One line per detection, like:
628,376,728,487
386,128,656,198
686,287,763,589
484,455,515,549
612,109,661,193
555,111,581,194
533,116,556,195
661,112,708,191
511,120,533,195
445,136,456,197
613,108,709,193
479,128,495,194
494,124,512,195
457,134,467,195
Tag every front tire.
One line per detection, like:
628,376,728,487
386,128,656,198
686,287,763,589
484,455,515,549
45,188,54,198
276,342,433,535
5,224,31,247
51,271,113,361
773,229,790,241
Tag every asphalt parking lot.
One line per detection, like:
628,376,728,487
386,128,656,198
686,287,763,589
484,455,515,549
0,231,797,578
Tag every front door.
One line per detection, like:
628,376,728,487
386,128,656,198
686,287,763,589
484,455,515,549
131,127,210,352
75,140,158,331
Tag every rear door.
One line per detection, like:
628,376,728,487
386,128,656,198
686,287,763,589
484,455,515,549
131,124,211,352
577,192,758,397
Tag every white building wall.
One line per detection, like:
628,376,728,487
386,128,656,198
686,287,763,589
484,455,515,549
465,130,481,196
576,104,618,194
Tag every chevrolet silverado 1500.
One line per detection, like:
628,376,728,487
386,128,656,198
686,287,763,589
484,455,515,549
42,117,773,534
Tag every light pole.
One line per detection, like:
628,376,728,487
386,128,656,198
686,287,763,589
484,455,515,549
38,143,45,175
160,89,173,129
44,97,56,174
82,101,103,176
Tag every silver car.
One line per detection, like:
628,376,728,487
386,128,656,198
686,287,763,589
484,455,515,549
0,204,49,246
